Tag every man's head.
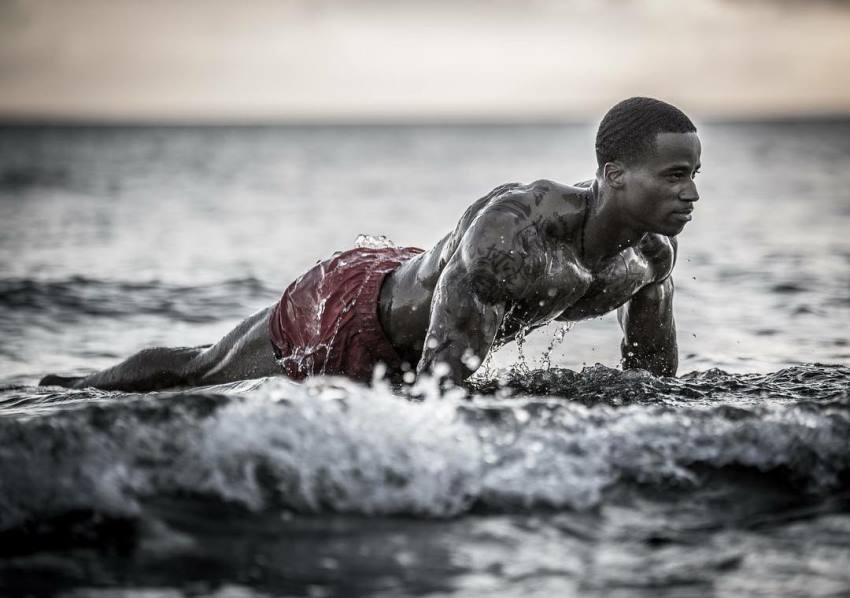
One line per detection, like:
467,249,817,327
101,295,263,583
596,97,701,236
596,97,696,170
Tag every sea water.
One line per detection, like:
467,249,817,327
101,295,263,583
0,121,848,596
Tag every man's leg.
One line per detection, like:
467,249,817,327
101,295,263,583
39,346,206,391
39,306,281,391
184,305,282,386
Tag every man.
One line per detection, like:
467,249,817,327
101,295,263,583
40,97,700,391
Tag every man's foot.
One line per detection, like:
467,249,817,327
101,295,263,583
39,374,85,388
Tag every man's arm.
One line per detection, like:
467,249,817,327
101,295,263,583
416,211,542,384
617,276,678,376
416,258,505,384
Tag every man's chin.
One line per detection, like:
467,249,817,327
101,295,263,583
651,221,688,237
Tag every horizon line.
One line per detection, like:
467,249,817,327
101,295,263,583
2,111,850,128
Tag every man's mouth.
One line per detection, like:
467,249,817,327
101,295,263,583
671,210,693,222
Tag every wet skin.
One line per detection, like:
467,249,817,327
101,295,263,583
380,131,701,383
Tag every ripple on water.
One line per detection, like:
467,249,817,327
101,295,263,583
0,364,847,531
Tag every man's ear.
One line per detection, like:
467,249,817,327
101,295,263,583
603,161,626,189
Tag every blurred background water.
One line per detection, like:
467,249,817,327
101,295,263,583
0,121,848,597
1,121,848,382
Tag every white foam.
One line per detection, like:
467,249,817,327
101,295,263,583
1,372,848,529
170,377,482,516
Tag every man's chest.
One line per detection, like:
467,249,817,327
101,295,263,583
558,248,657,320
512,243,665,326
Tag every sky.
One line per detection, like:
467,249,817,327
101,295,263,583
1,0,849,122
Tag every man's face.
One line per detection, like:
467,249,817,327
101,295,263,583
620,131,702,236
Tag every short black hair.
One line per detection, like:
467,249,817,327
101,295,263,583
595,97,696,169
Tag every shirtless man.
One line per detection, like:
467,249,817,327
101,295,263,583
40,97,700,391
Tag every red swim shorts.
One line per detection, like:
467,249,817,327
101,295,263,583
268,246,425,382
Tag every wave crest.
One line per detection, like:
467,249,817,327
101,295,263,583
0,365,848,532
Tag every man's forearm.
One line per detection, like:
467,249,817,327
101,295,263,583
619,275,678,377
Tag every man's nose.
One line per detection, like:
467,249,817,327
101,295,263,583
679,180,699,202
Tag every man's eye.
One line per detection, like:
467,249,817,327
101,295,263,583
692,169,701,179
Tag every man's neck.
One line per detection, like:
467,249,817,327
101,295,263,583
581,179,644,268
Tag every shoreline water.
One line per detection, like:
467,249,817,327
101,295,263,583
1,121,848,595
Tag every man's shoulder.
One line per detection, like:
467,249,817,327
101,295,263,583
457,184,553,275
458,178,590,261
448,178,585,260
473,179,582,223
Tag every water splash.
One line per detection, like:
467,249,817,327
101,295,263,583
538,323,574,371
474,348,498,383
513,326,531,376
354,234,397,249
2,364,847,532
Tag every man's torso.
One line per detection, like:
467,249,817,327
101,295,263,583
378,180,675,364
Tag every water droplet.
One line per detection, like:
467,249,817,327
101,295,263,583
433,362,451,377
372,362,387,381
319,557,339,570
514,408,530,424
461,348,481,371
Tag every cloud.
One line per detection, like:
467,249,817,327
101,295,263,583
1,0,848,121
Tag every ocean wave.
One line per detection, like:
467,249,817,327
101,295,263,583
0,276,278,324
471,362,850,405
0,365,848,536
